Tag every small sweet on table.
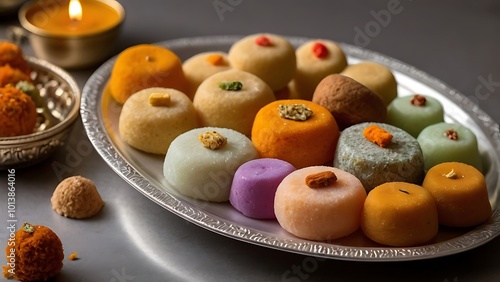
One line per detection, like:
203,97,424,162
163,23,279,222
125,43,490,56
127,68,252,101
422,162,492,227
3,222,64,282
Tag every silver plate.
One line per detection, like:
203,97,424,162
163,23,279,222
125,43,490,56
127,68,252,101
81,36,500,261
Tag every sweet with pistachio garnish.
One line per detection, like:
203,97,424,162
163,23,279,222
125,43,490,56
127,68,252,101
218,81,243,91
3,222,64,282
252,99,339,169
193,69,275,136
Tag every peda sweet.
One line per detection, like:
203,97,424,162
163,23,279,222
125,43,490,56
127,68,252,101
312,74,386,130
251,99,340,169
387,94,444,137
229,158,296,219
119,87,198,154
182,51,231,99
292,39,348,100
274,166,367,241
422,162,492,227
334,122,425,192
51,176,105,219
193,69,275,136
417,122,483,172
228,33,296,91
163,127,258,202
361,182,439,247
341,61,398,105
109,44,189,104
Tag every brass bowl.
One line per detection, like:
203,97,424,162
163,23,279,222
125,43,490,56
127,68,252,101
18,0,125,69
0,56,80,169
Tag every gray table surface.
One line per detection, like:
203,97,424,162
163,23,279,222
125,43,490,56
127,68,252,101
2,0,500,281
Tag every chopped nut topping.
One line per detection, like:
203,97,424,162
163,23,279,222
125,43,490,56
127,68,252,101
443,169,458,179
411,94,427,106
305,171,337,188
23,222,35,233
219,81,243,91
149,93,171,107
278,104,313,121
444,129,458,140
199,131,227,150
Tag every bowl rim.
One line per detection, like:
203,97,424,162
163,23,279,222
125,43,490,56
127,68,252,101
0,56,81,145
18,0,126,39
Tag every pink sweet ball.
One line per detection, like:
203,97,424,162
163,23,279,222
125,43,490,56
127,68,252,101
229,158,296,219
274,166,367,241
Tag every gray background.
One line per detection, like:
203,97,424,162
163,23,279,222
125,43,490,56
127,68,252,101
1,0,500,281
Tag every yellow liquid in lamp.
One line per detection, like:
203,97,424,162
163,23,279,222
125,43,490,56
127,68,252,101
25,0,121,37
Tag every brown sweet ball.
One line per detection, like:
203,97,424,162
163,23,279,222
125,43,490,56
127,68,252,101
0,41,32,75
51,176,105,219
0,85,38,137
193,69,275,136
3,222,63,282
422,162,492,227
109,44,189,104
228,33,296,91
312,74,387,130
361,182,439,247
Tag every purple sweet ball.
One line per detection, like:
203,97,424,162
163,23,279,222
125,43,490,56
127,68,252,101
229,158,296,219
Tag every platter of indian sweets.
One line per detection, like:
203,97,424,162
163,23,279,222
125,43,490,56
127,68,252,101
80,34,500,261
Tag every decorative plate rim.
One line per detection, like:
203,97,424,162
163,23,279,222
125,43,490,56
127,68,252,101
80,35,500,261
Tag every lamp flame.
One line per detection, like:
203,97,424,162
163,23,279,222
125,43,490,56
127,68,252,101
69,0,83,22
